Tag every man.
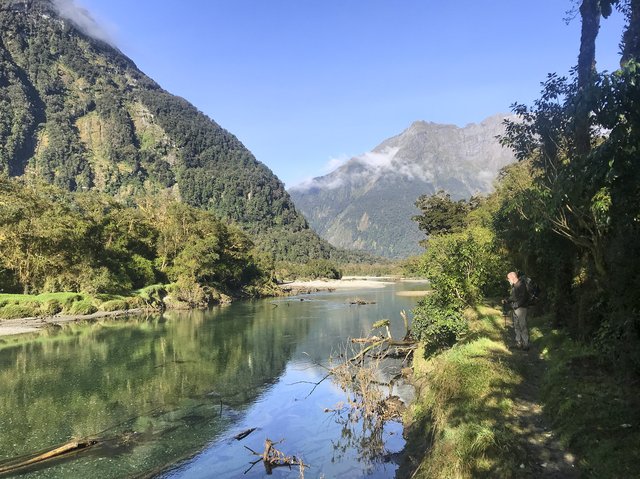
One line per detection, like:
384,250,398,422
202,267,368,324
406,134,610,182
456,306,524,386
507,271,530,350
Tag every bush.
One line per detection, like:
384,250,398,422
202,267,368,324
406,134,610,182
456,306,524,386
41,299,62,315
127,254,156,289
167,278,210,308
68,300,97,316
62,294,84,313
0,303,40,319
136,284,167,308
413,296,469,357
98,299,129,312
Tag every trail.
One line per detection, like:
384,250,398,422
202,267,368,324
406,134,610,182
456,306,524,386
504,324,579,478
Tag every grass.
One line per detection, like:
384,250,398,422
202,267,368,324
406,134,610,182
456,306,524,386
0,290,150,319
402,307,522,478
401,306,640,478
530,315,640,478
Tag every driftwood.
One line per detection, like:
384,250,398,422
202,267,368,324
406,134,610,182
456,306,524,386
0,439,98,475
349,298,376,305
233,427,257,441
244,439,308,475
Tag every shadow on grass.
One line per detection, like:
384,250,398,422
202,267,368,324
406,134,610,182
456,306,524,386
528,314,640,478
400,306,587,478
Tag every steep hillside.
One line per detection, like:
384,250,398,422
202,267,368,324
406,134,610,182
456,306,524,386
0,0,344,261
289,115,516,258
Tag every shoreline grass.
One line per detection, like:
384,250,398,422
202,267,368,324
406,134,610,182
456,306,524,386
401,306,640,478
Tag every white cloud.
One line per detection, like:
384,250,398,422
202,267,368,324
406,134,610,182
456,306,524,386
356,147,400,171
322,154,350,173
52,0,115,45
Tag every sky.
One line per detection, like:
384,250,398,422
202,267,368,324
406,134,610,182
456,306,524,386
68,0,627,187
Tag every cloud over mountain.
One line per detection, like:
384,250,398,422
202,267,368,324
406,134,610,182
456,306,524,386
51,0,114,45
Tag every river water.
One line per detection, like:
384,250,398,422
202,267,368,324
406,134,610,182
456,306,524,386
0,280,426,478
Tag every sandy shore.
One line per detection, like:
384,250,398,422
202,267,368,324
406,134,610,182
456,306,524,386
0,309,145,338
279,277,396,292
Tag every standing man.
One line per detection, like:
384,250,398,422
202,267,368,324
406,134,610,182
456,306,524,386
507,271,530,350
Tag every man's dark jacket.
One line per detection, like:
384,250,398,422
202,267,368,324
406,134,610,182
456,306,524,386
509,279,529,309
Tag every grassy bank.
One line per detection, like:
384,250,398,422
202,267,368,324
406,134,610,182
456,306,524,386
401,306,640,478
0,285,167,320
532,320,640,477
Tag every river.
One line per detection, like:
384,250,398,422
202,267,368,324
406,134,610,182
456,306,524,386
0,280,426,478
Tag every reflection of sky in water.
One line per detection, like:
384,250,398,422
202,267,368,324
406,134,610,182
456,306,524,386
164,361,407,479
0,281,424,478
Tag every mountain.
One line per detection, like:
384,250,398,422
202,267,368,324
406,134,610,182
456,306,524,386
289,115,517,258
0,0,351,262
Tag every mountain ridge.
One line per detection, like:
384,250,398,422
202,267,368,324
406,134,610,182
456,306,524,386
289,114,516,258
0,0,361,262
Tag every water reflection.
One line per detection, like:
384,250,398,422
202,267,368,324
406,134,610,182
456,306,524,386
0,281,425,478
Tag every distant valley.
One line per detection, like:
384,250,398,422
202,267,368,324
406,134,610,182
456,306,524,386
289,115,517,258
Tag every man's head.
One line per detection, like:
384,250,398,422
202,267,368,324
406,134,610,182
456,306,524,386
507,271,518,285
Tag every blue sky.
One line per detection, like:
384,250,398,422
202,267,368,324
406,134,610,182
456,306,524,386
75,0,627,187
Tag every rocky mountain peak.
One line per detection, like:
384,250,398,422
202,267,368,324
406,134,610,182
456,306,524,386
289,114,517,258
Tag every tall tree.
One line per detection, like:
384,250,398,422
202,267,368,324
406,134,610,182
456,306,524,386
575,0,616,156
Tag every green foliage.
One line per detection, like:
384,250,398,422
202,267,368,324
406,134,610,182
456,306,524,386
418,226,507,307
0,303,40,319
41,299,62,315
412,295,468,357
497,58,640,361
0,178,276,306
99,299,129,312
68,299,97,316
274,259,343,281
413,190,470,241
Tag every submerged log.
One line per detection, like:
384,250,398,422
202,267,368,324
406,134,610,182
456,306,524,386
0,439,98,475
233,427,257,441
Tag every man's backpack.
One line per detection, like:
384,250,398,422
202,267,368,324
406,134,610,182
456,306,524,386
522,275,541,305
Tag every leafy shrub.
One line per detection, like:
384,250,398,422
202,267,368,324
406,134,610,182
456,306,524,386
41,299,62,315
167,279,210,308
99,299,129,312
62,294,84,313
0,303,40,319
137,284,167,308
68,300,97,316
127,254,156,289
413,296,469,357
76,267,131,295
304,259,342,280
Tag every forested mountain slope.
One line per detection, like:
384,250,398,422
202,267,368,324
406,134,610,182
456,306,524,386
289,115,516,258
0,0,344,261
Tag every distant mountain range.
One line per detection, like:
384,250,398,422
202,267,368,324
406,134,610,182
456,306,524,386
0,0,363,262
289,115,517,258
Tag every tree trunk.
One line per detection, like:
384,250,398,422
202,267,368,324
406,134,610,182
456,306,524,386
576,0,602,157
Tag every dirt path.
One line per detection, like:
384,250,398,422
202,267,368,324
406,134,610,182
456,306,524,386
506,336,579,477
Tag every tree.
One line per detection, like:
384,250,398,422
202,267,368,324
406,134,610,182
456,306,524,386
412,190,470,244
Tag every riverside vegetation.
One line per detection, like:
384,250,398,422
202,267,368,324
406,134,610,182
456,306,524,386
402,1,640,477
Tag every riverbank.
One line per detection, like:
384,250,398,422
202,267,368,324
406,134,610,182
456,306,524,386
0,309,148,337
277,276,422,294
400,305,640,478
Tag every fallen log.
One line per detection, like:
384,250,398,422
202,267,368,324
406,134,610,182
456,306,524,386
0,439,98,475
233,427,257,441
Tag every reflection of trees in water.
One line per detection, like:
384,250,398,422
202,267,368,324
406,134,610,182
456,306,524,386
330,408,387,468
0,301,312,477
